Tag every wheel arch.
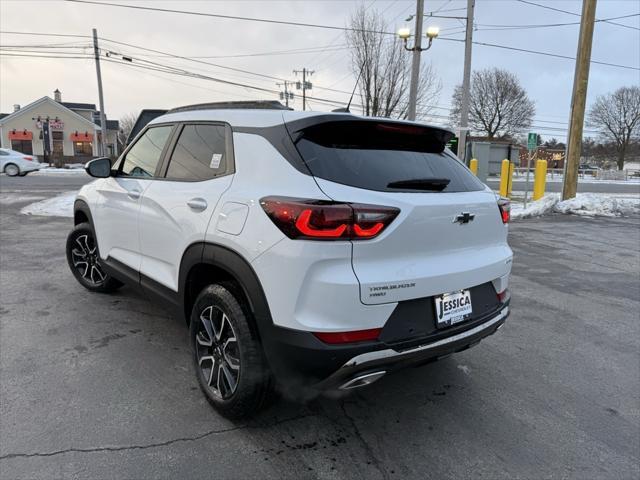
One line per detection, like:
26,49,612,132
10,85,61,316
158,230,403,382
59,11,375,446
179,243,273,334
73,199,93,226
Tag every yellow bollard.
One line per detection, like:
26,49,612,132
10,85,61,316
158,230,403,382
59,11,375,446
469,158,478,175
507,162,515,197
499,159,510,197
533,159,548,200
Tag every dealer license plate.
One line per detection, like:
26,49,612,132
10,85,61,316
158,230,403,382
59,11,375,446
435,290,472,328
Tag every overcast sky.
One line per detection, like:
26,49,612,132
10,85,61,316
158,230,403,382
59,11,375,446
1,0,639,141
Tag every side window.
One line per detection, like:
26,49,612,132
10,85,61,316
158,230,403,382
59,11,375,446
120,125,173,178
165,124,228,181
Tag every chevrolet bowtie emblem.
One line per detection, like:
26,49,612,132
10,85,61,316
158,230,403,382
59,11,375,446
453,212,475,224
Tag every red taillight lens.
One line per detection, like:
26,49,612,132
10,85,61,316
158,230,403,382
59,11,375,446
313,328,382,344
497,197,510,224
497,289,510,304
23,156,33,161
260,196,399,240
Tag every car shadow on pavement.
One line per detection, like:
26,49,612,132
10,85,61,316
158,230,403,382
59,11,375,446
231,357,479,477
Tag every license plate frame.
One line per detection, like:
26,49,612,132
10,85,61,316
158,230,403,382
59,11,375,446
435,290,473,328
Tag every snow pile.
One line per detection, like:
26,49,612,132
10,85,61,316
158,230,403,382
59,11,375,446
34,166,86,175
511,195,559,219
512,193,640,219
20,191,75,218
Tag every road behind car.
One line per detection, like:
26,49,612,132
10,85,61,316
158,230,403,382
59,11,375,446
1,179,639,479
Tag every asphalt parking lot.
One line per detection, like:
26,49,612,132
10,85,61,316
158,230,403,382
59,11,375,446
1,176,639,479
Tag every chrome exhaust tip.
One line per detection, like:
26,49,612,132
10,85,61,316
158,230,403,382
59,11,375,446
339,371,386,390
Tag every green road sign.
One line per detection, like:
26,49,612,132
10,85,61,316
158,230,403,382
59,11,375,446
528,132,538,151
446,136,458,152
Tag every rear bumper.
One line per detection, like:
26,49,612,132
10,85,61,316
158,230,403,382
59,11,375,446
261,304,509,390
317,306,508,390
22,163,41,172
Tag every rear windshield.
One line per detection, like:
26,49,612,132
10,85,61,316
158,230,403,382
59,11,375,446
294,121,484,193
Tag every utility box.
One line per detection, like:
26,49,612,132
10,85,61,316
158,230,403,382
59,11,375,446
468,140,521,183
471,142,491,182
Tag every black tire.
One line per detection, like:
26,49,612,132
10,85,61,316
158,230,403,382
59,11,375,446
66,223,123,293
4,163,19,176
190,284,273,419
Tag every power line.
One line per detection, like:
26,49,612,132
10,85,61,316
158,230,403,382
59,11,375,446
0,49,604,133
98,36,285,82
119,44,348,60
65,0,396,35
476,13,640,31
99,54,362,111
439,37,640,71
0,30,91,39
0,53,94,60
4,18,638,73
515,0,640,31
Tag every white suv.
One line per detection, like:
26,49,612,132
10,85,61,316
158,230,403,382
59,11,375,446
66,102,512,418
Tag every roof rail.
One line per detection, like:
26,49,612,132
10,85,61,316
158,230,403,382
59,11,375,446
167,100,292,114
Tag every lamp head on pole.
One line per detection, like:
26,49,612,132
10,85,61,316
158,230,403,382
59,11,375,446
426,26,440,39
397,27,411,40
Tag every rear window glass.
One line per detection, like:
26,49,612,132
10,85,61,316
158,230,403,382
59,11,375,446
294,121,484,193
165,124,228,181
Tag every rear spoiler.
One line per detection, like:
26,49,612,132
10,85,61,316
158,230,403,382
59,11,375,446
126,109,168,146
285,115,455,153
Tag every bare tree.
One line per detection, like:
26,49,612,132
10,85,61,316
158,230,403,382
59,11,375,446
347,4,441,119
587,86,640,170
450,68,535,139
117,111,138,147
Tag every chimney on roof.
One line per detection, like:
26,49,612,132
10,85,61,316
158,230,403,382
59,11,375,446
13,104,20,112
54,89,61,102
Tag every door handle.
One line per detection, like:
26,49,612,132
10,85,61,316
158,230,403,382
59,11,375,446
187,198,208,212
127,189,141,200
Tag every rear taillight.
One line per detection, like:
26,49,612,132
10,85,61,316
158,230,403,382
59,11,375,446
313,328,382,344
497,289,510,304
23,156,33,161
260,196,400,240
497,197,510,224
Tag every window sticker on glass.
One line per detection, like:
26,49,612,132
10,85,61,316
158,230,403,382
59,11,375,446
210,153,223,169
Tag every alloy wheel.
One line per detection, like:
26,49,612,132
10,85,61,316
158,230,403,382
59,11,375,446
5,164,19,176
195,305,240,400
71,234,106,286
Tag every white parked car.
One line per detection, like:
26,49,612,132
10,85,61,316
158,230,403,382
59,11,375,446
0,148,41,176
67,102,512,418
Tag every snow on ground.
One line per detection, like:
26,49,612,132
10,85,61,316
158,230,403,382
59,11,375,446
0,193,46,205
31,166,86,175
511,193,640,220
20,191,75,218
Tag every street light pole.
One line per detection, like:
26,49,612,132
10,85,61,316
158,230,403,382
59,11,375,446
398,5,439,122
456,0,475,162
407,0,424,121
92,28,108,157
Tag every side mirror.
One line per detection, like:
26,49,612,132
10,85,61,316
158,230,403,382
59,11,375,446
85,157,112,178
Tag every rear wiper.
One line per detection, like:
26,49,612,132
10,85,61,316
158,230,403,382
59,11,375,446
387,178,450,191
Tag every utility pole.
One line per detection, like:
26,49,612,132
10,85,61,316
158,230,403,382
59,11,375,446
92,28,108,157
562,0,597,200
456,0,475,162
407,0,424,121
294,68,314,111
277,80,294,108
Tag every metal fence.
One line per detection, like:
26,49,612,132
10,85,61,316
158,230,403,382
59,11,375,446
505,167,633,181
